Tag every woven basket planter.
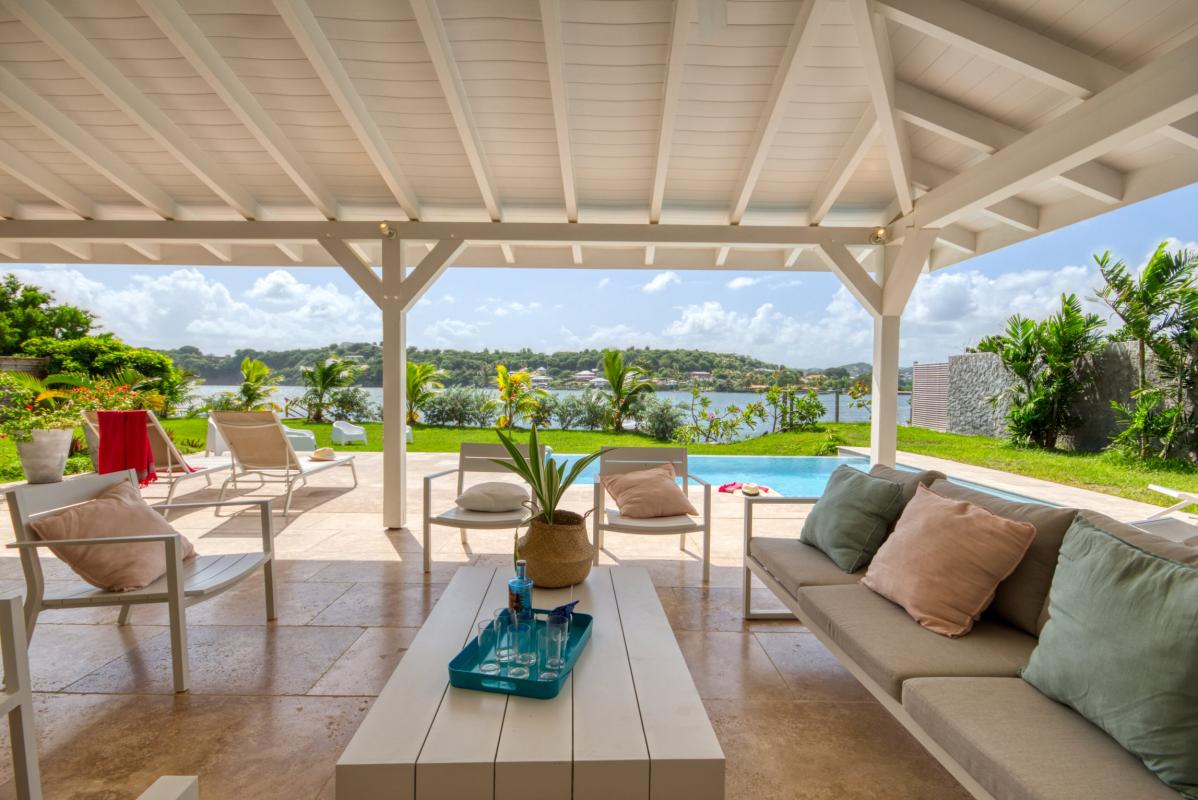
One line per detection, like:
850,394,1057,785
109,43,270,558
518,510,593,588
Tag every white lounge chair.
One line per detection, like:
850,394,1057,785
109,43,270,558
592,447,713,581
0,595,41,800
1145,483,1198,519
82,410,234,506
210,411,357,515
331,420,367,445
6,470,277,693
422,442,544,573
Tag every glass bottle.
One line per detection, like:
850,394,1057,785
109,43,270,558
508,559,533,621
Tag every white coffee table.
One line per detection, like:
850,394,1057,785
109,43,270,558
336,565,724,799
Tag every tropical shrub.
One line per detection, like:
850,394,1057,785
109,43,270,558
547,393,585,430
405,361,445,424
303,356,364,423
495,364,546,429
423,387,496,427
674,388,766,444
205,357,280,412
575,389,608,431
326,387,376,422
0,372,81,440
764,386,824,431
977,293,1105,449
600,350,654,432
0,275,94,354
635,396,685,441
846,380,871,419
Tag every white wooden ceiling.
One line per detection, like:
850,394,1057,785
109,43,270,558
0,0,1195,271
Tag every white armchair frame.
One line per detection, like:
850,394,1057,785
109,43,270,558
591,447,713,582
741,495,818,620
422,442,544,572
6,470,278,693
0,596,41,800
137,776,198,800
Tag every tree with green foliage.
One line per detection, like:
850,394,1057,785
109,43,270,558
977,293,1105,449
206,357,280,412
405,361,445,425
495,365,546,429
600,349,654,432
0,275,94,354
301,356,364,423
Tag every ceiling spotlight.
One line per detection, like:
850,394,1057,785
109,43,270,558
379,222,396,239
869,227,888,245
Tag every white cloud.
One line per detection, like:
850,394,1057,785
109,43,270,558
479,298,542,317
246,270,305,304
725,276,760,290
424,318,487,345
597,277,610,289
641,271,680,293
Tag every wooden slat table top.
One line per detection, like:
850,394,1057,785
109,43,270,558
336,566,724,800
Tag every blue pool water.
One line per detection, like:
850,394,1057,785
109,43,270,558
553,453,1051,505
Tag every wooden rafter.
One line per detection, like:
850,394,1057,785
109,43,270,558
650,0,693,223
539,0,578,223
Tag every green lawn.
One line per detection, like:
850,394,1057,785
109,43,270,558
6,418,1193,512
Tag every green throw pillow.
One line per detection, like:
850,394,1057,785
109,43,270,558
800,465,904,573
1022,516,1198,797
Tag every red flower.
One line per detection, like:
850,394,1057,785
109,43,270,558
25,404,32,410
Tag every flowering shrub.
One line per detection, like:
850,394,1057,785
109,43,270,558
0,373,80,441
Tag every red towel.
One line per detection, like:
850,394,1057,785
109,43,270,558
97,410,157,487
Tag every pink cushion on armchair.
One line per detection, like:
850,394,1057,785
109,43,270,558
29,480,196,592
600,463,698,519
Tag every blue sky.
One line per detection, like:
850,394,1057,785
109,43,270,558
7,183,1197,368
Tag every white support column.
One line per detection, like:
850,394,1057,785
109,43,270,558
381,234,406,529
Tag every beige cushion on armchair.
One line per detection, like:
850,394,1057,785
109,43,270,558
601,463,697,518
29,481,196,592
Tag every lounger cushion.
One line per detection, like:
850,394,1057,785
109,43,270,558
748,537,859,597
928,478,1078,635
862,485,1036,637
30,480,196,592
903,677,1179,800
600,463,697,518
455,481,529,513
800,465,904,572
796,584,1037,699
1022,515,1198,797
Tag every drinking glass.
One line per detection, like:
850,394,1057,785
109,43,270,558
507,621,533,679
544,614,568,671
493,608,515,664
536,628,560,681
476,620,500,675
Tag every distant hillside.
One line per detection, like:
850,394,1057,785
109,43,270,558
159,343,906,390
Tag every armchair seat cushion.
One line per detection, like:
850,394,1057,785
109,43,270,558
430,506,529,528
603,508,700,532
29,481,196,592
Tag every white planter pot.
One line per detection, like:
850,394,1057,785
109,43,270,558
15,428,73,484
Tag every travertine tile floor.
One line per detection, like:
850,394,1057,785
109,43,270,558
4,449,1137,798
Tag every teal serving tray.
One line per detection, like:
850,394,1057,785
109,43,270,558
448,609,593,700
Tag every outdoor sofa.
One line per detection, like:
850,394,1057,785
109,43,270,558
743,466,1195,800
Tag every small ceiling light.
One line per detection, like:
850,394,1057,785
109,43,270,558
869,227,888,245
379,222,395,239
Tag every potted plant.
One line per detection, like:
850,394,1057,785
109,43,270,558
0,372,82,483
494,425,603,588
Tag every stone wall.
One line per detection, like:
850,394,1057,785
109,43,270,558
945,352,1008,438
0,356,49,377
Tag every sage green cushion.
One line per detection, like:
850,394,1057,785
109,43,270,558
1022,516,1198,797
801,465,903,573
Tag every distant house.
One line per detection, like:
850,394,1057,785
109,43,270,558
530,367,551,388
588,377,610,389
572,369,597,381
688,370,712,381
655,378,678,389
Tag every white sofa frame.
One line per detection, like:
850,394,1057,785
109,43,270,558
0,595,41,800
742,495,997,800
592,447,712,581
6,470,278,694
137,776,199,799
421,443,543,573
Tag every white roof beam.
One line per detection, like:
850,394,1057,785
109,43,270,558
809,107,878,224
55,240,90,260
538,0,578,223
650,0,693,223
0,241,19,259
275,242,303,263
399,239,468,312
321,236,384,306
201,243,232,262
273,0,420,220
816,243,881,316
875,0,1198,151
849,0,913,214
410,0,502,222
4,0,259,218
571,244,582,265
715,246,729,266
903,37,1198,230
0,139,93,218
910,158,1039,232
784,247,803,267
0,66,177,218
137,0,337,219
895,81,1123,203
729,0,823,224
126,242,161,261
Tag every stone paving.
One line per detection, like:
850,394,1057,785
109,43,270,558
0,449,1173,799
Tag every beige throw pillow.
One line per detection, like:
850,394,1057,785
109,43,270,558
455,481,528,512
29,480,196,592
862,485,1036,637
601,463,698,518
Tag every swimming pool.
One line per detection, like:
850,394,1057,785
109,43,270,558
553,453,1051,505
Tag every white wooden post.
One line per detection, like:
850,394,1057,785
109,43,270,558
382,234,407,529
870,313,901,466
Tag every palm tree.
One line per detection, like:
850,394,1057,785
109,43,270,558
601,349,655,432
236,357,280,412
406,361,445,424
301,356,362,422
495,364,546,429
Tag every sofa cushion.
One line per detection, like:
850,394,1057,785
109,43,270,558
928,478,1078,635
903,677,1179,800
1022,515,1198,797
455,481,528,512
1078,509,1198,565
796,584,1037,699
867,464,946,509
862,485,1036,637
800,465,904,573
748,537,860,597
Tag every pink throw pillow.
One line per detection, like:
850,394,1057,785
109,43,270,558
29,480,196,592
601,463,698,519
861,485,1035,637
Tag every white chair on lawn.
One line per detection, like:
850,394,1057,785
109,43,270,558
6,470,278,693
422,442,545,572
211,411,357,515
0,595,41,800
592,447,713,582
82,410,234,506
284,426,317,452
205,417,228,457
331,420,367,445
